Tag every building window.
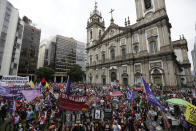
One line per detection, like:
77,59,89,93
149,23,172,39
102,78,106,85
102,53,105,63
110,48,115,60
111,72,117,82
134,45,139,54
110,29,115,37
144,0,152,10
90,29,93,40
90,56,92,65
120,38,126,45
123,66,127,73
149,41,157,54
99,30,102,38
122,47,126,60
96,54,98,62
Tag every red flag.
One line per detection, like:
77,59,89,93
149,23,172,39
41,78,46,86
142,93,146,102
42,78,46,83
58,83,63,89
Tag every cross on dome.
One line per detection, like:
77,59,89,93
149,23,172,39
109,9,114,19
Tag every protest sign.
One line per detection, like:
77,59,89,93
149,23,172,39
58,94,88,111
185,103,196,126
1,76,29,86
0,86,10,96
104,109,112,120
95,109,101,119
0,81,8,86
3,86,40,100
85,96,97,106
21,90,42,103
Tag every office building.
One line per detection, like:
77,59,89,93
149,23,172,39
0,0,21,76
17,18,41,80
39,35,77,82
76,41,86,71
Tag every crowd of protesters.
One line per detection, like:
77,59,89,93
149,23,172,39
0,81,196,131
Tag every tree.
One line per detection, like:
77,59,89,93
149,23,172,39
35,67,55,81
68,64,84,82
22,16,32,24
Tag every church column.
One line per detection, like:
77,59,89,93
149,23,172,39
142,61,149,83
163,58,170,87
129,64,134,87
117,66,120,84
141,29,147,52
106,68,110,85
162,23,170,45
157,23,165,48
138,29,143,51
106,44,109,62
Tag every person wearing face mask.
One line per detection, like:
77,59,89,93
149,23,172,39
18,123,24,131
13,112,20,131
112,121,121,131
26,107,34,129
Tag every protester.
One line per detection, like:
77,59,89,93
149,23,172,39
0,79,196,131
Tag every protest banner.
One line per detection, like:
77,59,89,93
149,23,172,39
21,90,42,103
58,94,88,111
185,103,196,126
0,86,10,96
1,76,29,86
0,81,8,86
3,86,40,100
85,96,97,106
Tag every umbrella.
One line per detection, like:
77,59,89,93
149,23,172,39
166,98,189,107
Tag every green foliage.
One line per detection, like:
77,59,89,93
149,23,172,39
22,16,31,24
35,67,55,81
68,64,84,82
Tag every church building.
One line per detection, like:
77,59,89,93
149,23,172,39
86,0,192,88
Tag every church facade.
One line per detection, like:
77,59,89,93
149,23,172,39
86,0,192,88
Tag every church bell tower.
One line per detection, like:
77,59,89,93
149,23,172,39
87,2,105,48
135,0,166,21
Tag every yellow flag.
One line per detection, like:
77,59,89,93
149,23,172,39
46,82,50,89
185,103,196,126
29,80,35,88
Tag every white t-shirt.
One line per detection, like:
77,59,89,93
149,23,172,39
14,115,20,124
112,124,121,131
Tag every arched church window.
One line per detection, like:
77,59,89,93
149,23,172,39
122,47,126,60
102,53,105,63
153,69,161,75
110,48,115,60
111,72,117,82
90,29,93,39
123,78,128,86
144,0,152,10
149,41,157,54
99,30,102,38
134,45,139,54
90,55,92,65
96,54,98,62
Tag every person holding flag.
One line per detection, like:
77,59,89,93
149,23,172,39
142,77,167,113
65,76,72,95
126,89,135,102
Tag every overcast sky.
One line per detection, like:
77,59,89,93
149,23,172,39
9,0,196,70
